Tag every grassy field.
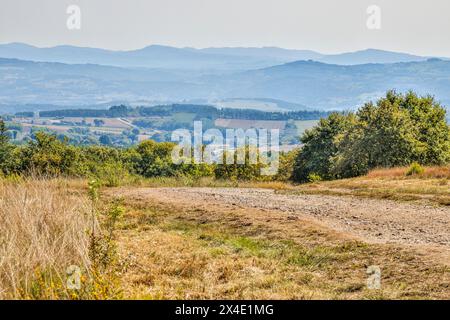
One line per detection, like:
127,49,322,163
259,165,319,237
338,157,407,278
10,116,320,146
171,112,196,123
102,184,450,299
100,165,449,299
1,166,448,299
294,120,319,136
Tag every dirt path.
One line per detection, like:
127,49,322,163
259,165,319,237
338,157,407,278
111,187,450,264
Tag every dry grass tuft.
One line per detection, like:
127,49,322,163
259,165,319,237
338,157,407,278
367,165,450,179
285,166,450,206
420,165,450,179
0,178,95,299
121,176,295,190
366,167,409,178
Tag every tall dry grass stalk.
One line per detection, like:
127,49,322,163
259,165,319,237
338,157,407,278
0,178,95,299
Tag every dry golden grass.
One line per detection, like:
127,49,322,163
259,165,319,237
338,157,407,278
284,166,450,206
0,178,122,300
367,166,450,179
366,167,411,178
0,178,96,299
2,165,444,299
118,176,294,190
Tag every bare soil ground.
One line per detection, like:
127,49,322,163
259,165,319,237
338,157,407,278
114,188,450,254
167,189,449,246
104,186,450,299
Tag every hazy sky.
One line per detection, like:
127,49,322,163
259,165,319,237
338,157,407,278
1,0,450,56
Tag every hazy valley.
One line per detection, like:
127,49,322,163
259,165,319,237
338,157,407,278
1,43,450,113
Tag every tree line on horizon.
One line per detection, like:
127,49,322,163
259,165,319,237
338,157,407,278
16,104,330,121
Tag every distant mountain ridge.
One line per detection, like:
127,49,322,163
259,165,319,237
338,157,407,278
1,57,450,112
318,49,426,65
0,43,440,70
0,43,291,71
217,58,450,109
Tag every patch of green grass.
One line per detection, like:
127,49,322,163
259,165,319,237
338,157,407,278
162,219,344,270
171,112,196,123
227,236,269,255
284,246,335,268
294,120,319,136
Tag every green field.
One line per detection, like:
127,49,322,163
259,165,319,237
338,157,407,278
295,120,319,135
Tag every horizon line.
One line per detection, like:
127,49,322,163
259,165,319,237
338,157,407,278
0,41,444,59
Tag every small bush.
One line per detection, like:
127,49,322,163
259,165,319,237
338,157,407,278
307,173,322,183
93,161,130,187
406,162,424,176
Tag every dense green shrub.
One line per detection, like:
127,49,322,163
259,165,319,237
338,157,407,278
293,91,450,182
307,173,322,183
292,112,355,182
2,114,290,182
16,132,81,176
406,162,425,176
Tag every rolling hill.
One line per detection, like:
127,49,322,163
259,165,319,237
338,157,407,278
0,43,436,70
1,57,450,112
215,58,450,109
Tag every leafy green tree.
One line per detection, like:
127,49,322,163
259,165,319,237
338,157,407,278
332,98,418,177
214,146,269,181
292,112,355,182
273,150,298,181
99,135,112,146
133,140,176,177
0,119,9,146
0,119,14,175
293,91,450,182
94,119,105,127
19,132,80,176
397,91,450,164
109,105,128,117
